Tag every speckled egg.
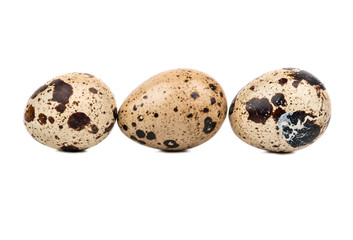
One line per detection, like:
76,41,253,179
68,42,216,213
24,73,117,151
118,69,227,151
229,68,331,152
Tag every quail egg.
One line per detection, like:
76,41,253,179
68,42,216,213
24,73,117,151
228,68,331,152
118,69,227,151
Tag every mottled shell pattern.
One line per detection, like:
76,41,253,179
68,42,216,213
24,73,117,151
229,68,331,152
118,69,228,151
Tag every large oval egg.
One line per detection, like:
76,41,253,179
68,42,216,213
24,73,117,151
118,69,227,151
229,68,331,152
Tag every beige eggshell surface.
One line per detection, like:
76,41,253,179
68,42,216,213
24,73,117,151
229,68,331,152
118,69,227,151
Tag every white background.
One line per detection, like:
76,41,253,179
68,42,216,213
0,0,352,239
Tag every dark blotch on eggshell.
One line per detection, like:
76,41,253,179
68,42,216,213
104,122,115,133
209,84,217,91
163,140,179,148
31,84,48,99
136,129,145,138
203,117,216,134
190,92,200,99
24,105,35,122
273,108,286,122
38,113,47,125
278,78,288,86
89,87,98,94
68,112,91,131
271,93,287,107
50,79,73,109
289,70,326,90
245,98,273,124
146,132,156,140
48,116,55,124
90,125,99,134
55,104,66,113
210,97,216,105
61,145,80,152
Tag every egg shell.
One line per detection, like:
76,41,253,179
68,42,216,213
229,68,331,152
24,73,117,151
118,69,227,151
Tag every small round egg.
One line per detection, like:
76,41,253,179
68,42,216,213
229,68,331,152
24,73,117,151
118,69,228,151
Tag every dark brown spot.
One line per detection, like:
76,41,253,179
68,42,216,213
68,112,91,131
104,122,115,133
50,79,73,109
154,113,159,118
292,80,300,88
55,104,66,113
60,145,80,152
190,92,199,99
132,122,137,127
289,70,326,90
37,113,47,125
136,129,145,138
210,97,216,105
146,132,156,140
133,105,137,111
48,116,55,124
209,84,217,91
220,92,224,97
187,114,193,118
89,87,97,94
123,125,128,131
163,140,179,148
31,84,48,99
137,115,144,121
271,93,287,107
143,95,148,99
273,108,286,122
249,86,255,91
278,78,288,86
90,124,99,134
59,125,63,129
246,98,273,124
174,107,178,112
24,105,35,122
203,108,209,113
203,117,216,134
